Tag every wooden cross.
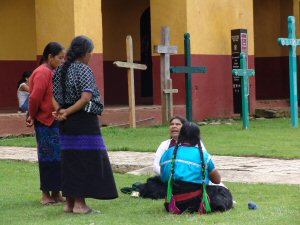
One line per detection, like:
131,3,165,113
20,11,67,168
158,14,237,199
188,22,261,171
113,35,147,128
170,33,208,121
278,16,299,128
153,27,178,124
163,79,178,120
232,52,255,129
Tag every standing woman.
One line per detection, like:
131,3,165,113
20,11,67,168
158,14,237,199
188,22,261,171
26,42,65,205
52,35,118,214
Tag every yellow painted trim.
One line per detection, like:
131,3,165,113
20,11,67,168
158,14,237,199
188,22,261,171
151,0,187,55
74,0,102,53
0,0,36,60
187,0,254,55
35,0,75,55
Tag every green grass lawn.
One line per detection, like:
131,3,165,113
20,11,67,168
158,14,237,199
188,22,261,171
0,160,300,225
1,118,299,159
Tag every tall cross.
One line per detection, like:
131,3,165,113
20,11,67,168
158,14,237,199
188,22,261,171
170,33,208,121
153,27,178,124
113,35,147,128
232,52,255,129
278,16,299,128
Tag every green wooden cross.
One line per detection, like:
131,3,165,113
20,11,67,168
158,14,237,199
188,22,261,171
170,33,208,121
232,52,255,129
278,16,299,128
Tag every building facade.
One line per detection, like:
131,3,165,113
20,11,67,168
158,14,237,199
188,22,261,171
0,0,299,120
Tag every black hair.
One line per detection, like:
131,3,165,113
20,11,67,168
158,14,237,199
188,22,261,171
17,71,32,89
170,122,205,190
177,122,201,146
60,35,94,100
169,115,188,125
39,42,64,65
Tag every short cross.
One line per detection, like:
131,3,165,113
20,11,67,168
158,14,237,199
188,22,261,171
113,35,147,128
278,16,299,128
153,27,178,123
232,52,255,129
170,33,208,121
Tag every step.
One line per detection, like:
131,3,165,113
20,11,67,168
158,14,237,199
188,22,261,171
0,105,186,137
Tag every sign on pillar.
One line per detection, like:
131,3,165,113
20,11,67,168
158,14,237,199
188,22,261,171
153,27,178,124
113,35,147,128
170,33,207,122
278,16,299,128
231,29,248,114
232,52,255,129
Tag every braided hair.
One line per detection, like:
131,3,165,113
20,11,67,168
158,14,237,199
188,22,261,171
60,35,94,99
172,122,204,181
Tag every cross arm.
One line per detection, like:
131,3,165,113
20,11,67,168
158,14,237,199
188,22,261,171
232,69,255,77
278,38,300,46
113,61,147,70
153,45,178,54
170,66,208,74
163,88,178,94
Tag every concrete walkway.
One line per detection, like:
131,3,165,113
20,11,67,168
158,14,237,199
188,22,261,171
1,146,300,185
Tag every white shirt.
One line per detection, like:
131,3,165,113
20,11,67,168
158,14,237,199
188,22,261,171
17,83,29,107
153,139,206,176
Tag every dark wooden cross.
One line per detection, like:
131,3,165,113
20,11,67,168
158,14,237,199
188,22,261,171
153,27,178,124
278,16,299,128
232,52,255,129
170,33,207,121
113,35,147,128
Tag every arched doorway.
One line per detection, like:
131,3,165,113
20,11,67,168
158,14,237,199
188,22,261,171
102,0,152,105
140,7,153,104
253,0,293,100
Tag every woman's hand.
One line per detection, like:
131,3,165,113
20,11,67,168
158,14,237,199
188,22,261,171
52,108,68,121
26,116,34,127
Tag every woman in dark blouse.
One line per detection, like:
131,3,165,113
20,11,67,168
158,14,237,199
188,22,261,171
52,35,118,214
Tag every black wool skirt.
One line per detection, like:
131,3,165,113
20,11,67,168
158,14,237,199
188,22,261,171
59,110,118,199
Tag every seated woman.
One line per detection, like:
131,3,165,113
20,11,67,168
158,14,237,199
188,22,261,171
17,71,31,112
138,116,206,199
160,122,233,214
153,115,206,176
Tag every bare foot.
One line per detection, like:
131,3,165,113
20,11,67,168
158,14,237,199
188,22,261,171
41,197,55,205
72,198,100,214
52,192,65,203
73,206,92,214
64,197,74,213
64,205,73,213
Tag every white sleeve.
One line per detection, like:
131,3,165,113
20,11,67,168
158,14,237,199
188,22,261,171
200,140,206,150
153,139,171,176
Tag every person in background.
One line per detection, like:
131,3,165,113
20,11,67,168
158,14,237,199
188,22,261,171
17,71,32,112
52,35,118,214
26,42,65,205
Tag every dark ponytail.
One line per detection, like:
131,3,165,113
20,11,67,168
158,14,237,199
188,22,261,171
39,42,64,65
17,71,32,89
60,35,94,99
